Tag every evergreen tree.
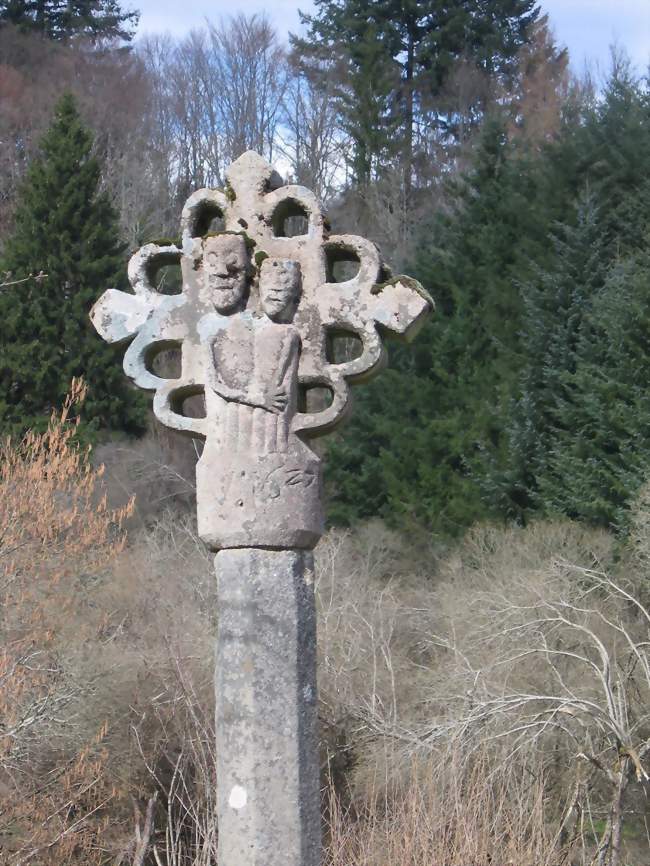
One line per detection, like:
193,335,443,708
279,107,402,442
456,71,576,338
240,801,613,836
328,64,650,538
0,0,138,41
485,194,608,520
541,255,650,528
581,59,650,255
326,119,553,534
510,68,650,527
292,0,541,188
0,93,146,437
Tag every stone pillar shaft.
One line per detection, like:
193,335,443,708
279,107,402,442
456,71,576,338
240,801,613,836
215,549,320,866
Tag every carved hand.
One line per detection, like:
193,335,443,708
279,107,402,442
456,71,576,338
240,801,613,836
267,386,288,415
248,385,288,414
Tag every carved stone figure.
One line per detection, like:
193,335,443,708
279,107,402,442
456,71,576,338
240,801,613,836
206,257,301,452
197,252,320,548
88,151,433,866
203,232,250,314
90,151,432,516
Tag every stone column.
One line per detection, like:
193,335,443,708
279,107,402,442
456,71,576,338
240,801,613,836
214,548,320,866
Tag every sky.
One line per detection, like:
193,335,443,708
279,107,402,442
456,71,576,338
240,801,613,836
134,0,650,73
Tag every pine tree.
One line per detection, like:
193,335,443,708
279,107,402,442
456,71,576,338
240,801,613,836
0,0,138,41
326,119,553,534
485,193,608,520
541,255,650,528
0,93,146,437
292,0,542,188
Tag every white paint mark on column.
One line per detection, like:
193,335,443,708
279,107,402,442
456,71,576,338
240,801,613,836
229,785,248,810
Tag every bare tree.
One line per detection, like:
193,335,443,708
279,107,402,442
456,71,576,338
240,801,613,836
169,29,223,192
452,566,650,866
208,14,289,166
280,68,347,202
136,13,291,226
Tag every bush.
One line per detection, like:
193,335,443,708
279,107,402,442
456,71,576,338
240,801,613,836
0,379,133,864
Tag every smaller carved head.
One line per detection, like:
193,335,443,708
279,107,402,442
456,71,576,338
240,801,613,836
259,259,302,322
203,234,249,313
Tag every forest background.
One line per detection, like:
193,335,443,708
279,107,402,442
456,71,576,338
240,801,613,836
1,1,650,865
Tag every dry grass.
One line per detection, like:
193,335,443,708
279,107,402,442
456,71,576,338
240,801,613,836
325,751,558,866
315,520,649,866
2,393,649,864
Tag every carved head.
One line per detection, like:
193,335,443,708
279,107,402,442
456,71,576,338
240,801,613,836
203,234,249,313
259,259,301,322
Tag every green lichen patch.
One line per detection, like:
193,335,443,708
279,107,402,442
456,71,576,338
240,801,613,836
201,230,256,252
255,250,269,269
224,181,237,202
148,237,181,248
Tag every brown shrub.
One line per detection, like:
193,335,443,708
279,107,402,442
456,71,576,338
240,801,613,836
0,380,133,863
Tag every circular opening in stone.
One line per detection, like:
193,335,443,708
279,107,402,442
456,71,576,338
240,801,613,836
144,249,181,294
145,341,183,378
170,384,206,419
194,201,226,237
325,327,364,364
325,243,361,283
272,198,310,238
298,383,334,414
155,263,182,295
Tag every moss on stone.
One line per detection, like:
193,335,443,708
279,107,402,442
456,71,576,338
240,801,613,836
201,229,256,252
148,238,181,248
255,250,269,269
224,181,237,202
371,274,431,301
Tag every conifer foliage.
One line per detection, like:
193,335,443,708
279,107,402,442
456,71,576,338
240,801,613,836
0,93,146,437
292,0,541,187
0,0,138,41
327,66,650,536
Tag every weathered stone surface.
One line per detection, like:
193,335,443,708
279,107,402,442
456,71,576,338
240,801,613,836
197,246,323,548
89,150,433,550
215,548,319,866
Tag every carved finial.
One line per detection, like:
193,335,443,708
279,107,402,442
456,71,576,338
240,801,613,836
226,150,283,195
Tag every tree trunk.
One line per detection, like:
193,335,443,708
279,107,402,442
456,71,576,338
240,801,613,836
403,30,415,206
595,757,629,866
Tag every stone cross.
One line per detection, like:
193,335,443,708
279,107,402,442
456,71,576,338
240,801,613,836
90,152,432,866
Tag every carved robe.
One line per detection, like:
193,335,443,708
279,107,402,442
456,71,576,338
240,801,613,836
209,312,300,455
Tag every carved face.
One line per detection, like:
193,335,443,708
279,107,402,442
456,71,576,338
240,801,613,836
203,234,249,313
259,259,301,321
